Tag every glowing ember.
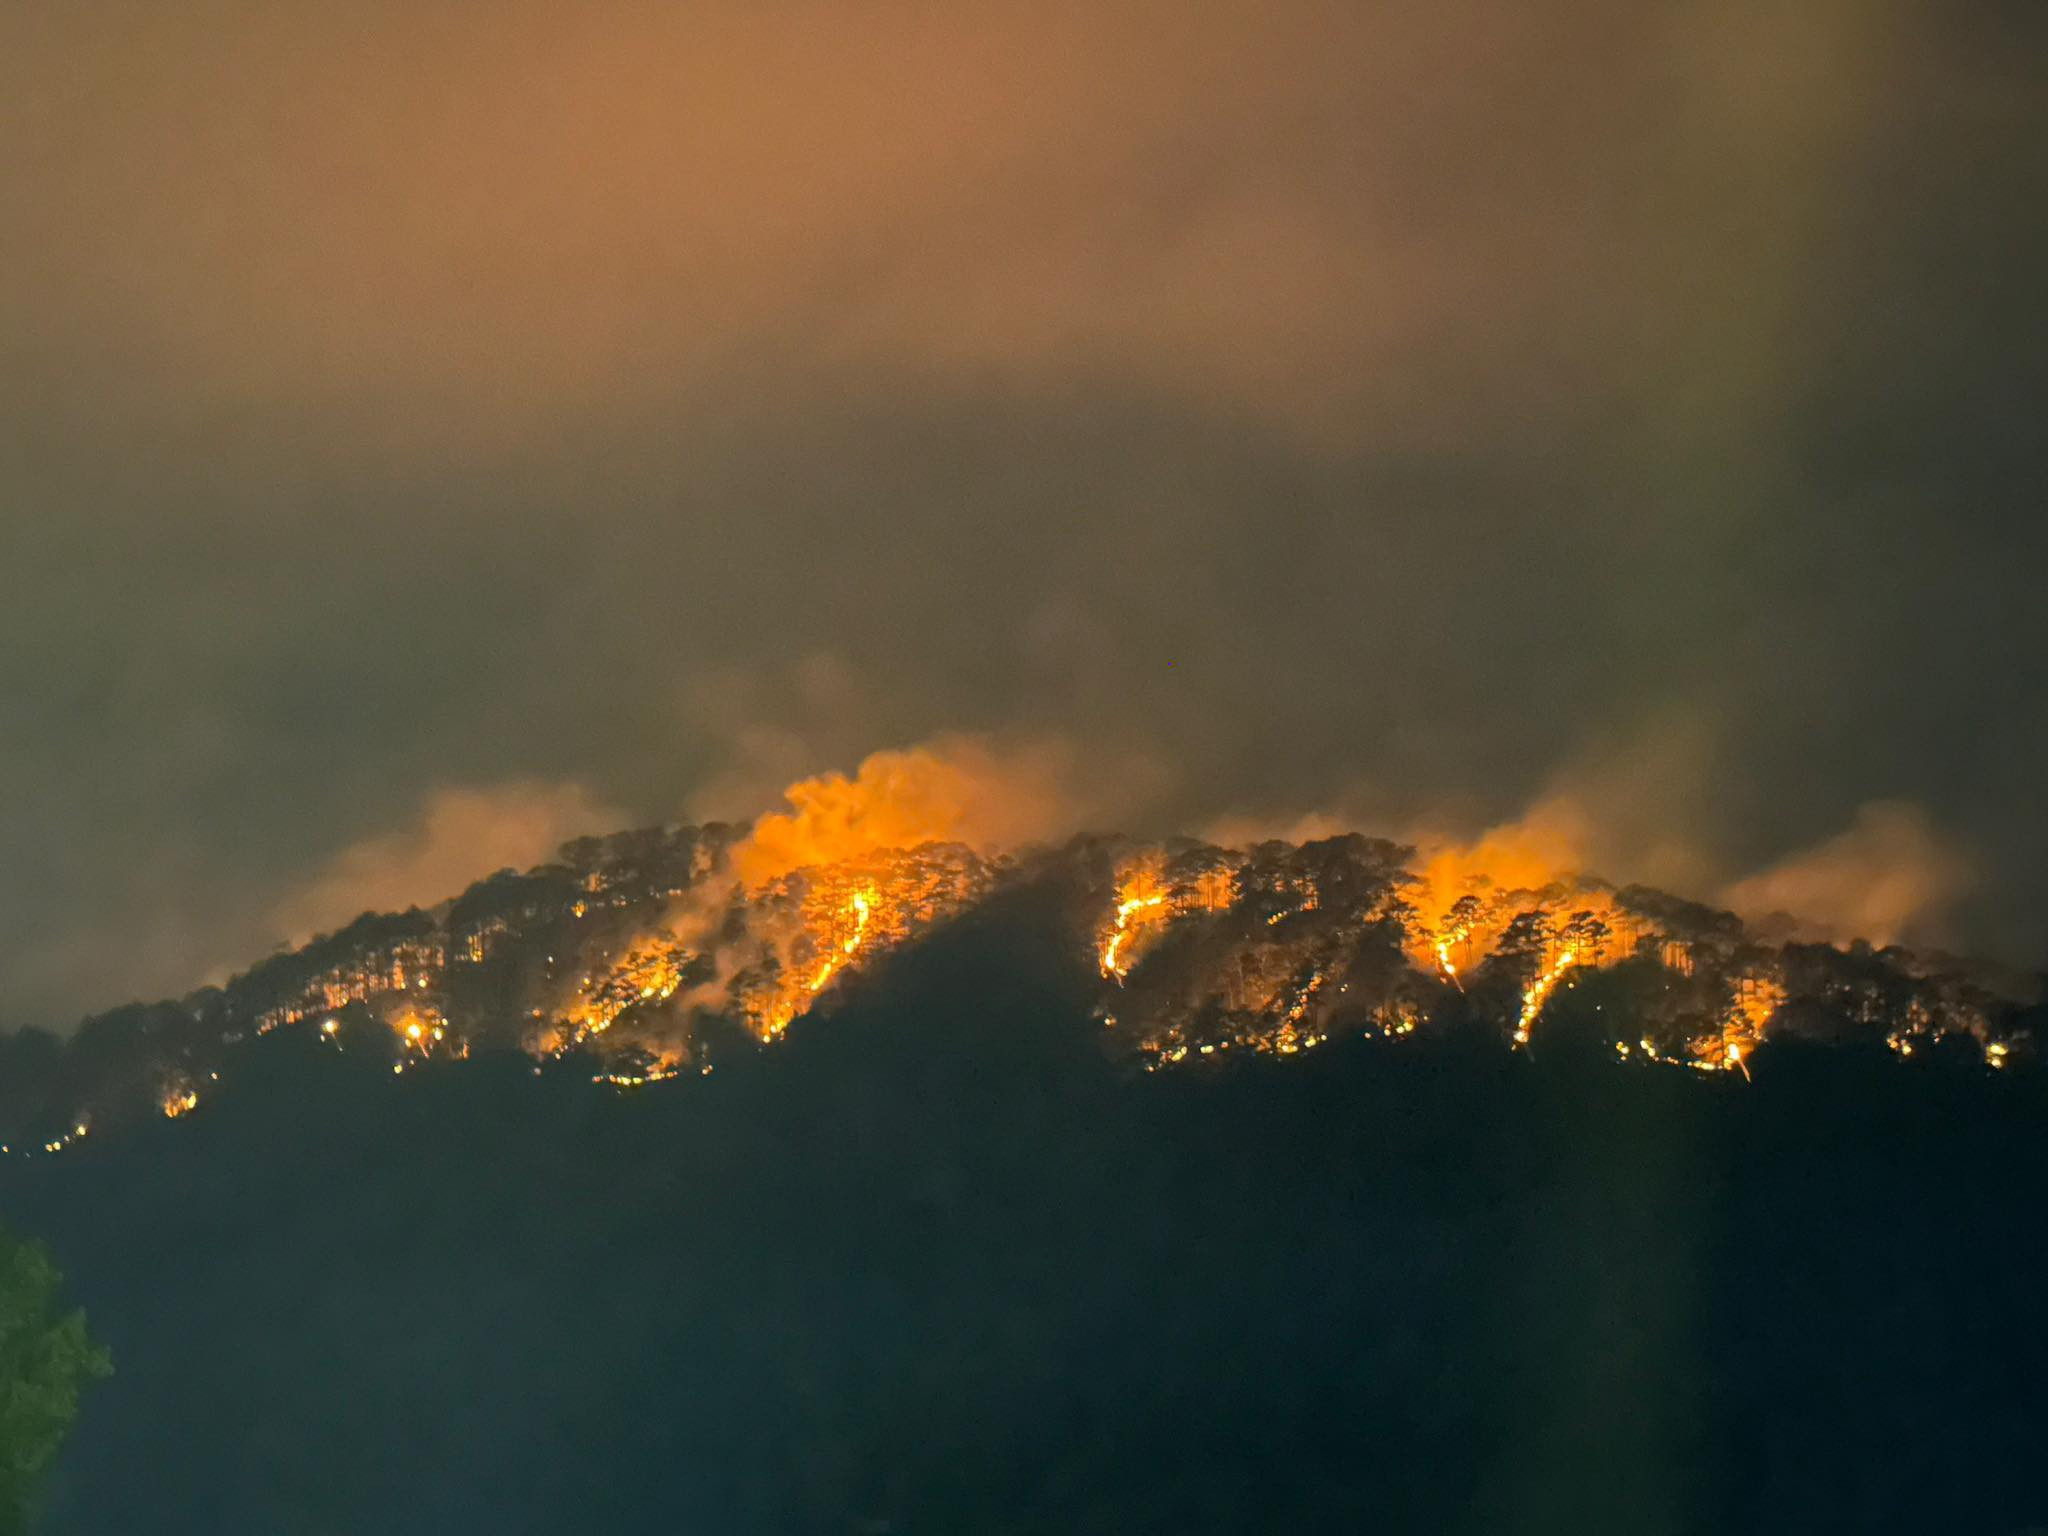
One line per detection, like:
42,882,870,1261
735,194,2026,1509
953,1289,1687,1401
1688,976,1784,1075
809,888,875,991
15,764,2032,1147
562,937,691,1047
1100,864,1170,979
1283,969,1326,1025
389,1002,456,1061
1513,946,1581,1048
736,848,988,1041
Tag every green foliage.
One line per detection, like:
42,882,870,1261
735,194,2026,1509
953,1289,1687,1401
0,1225,110,1536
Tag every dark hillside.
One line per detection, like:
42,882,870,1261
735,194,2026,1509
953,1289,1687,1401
6,897,2046,1534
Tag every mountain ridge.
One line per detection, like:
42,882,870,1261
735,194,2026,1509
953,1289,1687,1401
6,880,2047,1534
2,819,2040,1157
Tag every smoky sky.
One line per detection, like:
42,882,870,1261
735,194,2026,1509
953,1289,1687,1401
1,0,2043,1026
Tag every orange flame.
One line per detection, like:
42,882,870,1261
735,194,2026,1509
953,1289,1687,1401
1514,946,1581,1048
808,888,875,992
732,738,1074,890
1100,861,1170,979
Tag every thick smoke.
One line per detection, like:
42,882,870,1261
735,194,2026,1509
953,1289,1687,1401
1201,754,1975,950
1721,801,1974,948
272,780,622,943
728,736,1091,890
0,2,2040,1027
647,736,1097,1030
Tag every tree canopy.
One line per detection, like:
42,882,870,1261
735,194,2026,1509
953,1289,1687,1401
0,1226,109,1536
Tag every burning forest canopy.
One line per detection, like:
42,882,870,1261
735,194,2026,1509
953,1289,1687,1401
0,747,2040,1156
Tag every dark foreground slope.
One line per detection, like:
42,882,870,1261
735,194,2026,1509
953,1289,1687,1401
5,889,2046,1536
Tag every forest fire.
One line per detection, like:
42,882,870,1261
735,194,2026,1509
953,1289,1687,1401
733,846,991,1041
561,938,691,1047
390,1003,455,1060
1100,865,1169,979
1,752,2035,1156
1687,976,1787,1075
1098,852,1241,981
809,889,874,992
1068,827,2030,1080
744,888,880,1041
1513,947,1582,1048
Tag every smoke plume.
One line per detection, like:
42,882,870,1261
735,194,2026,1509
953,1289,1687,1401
728,736,1091,891
273,780,622,942
1721,801,1974,947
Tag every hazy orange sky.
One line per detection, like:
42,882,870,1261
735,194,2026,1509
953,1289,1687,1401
1,1,2042,1020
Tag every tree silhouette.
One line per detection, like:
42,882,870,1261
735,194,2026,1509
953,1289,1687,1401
1496,909,1556,964
1562,909,1613,963
0,1225,110,1536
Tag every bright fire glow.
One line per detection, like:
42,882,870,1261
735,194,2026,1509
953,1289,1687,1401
561,937,690,1048
1433,937,1462,989
1100,863,1170,979
736,849,986,1041
808,888,875,991
389,1002,456,1061
1514,946,1581,1048
32,746,2021,1142
1689,976,1785,1075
